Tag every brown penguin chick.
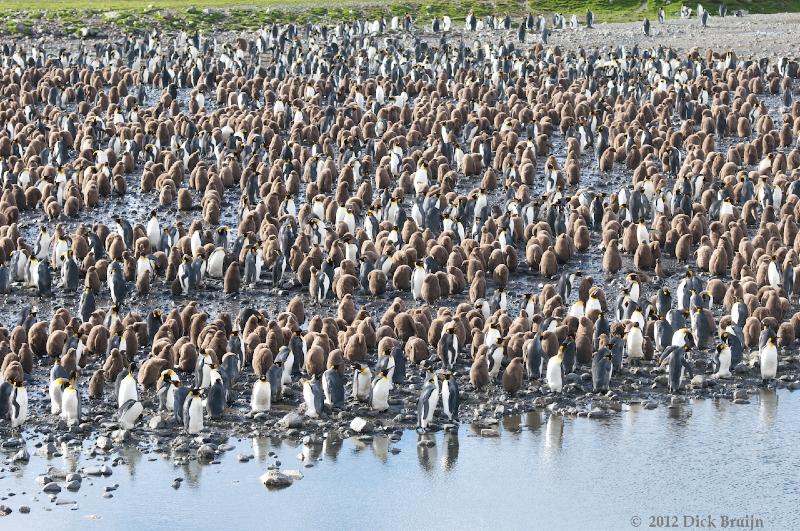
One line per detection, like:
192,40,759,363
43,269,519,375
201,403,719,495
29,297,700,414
177,188,193,210
421,274,441,303
17,344,33,375
3,361,23,385
88,368,105,399
368,270,387,296
223,262,241,294
655,258,669,278
136,269,151,295
138,357,169,389
103,348,125,381
404,337,428,364
305,345,325,377
391,264,412,291
599,148,616,173
675,234,693,262
338,294,357,323
85,266,101,292
252,344,273,377
61,349,78,376
634,241,654,271
469,270,486,303
540,248,558,277
46,329,68,358
326,349,346,376
28,321,49,357
501,357,524,396
470,354,490,390
287,296,305,325
344,333,368,362
602,240,622,274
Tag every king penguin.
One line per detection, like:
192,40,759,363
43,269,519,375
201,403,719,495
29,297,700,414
183,388,204,434
417,368,440,430
441,371,459,421
118,399,143,429
370,370,391,411
302,375,324,418
591,348,613,393
322,366,345,409
251,375,272,412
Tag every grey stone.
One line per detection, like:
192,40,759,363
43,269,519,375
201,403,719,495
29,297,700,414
197,445,216,459
42,482,61,494
95,436,112,451
260,470,293,489
349,417,373,434
12,448,29,463
18,506,29,514
65,481,81,491
480,428,500,437
691,375,706,387
278,412,304,429
283,469,304,480
733,389,749,400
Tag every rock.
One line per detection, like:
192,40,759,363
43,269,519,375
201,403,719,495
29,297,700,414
349,417,373,434
35,475,52,486
65,481,81,491
95,436,112,451
148,416,166,430
197,445,216,459
65,473,81,483
733,389,748,400
37,443,57,457
480,428,500,437
278,412,304,429
42,482,61,494
260,470,293,489
690,375,706,388
283,469,304,480
112,429,131,443
588,407,608,418
12,448,29,462
0,505,10,516
643,401,658,410
18,506,29,514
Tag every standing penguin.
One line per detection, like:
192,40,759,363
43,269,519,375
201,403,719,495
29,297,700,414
667,345,694,393
502,357,524,396
760,337,778,383
546,348,564,393
322,366,345,409
206,377,226,419
183,388,204,434
626,322,644,365
441,371,459,422
109,262,127,304
10,382,28,430
116,363,138,407
61,379,81,425
118,399,143,429
417,369,440,430
712,343,732,378
592,349,613,393
438,325,459,369
302,375,324,418
251,375,271,412
642,18,650,35
370,370,391,411
352,363,372,402
37,259,52,296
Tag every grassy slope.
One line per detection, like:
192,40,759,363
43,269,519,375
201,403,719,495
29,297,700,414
0,0,799,35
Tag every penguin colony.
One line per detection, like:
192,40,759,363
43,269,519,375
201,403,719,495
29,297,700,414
0,7,797,440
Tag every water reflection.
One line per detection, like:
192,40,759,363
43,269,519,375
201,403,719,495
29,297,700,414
441,430,459,471
757,389,778,429
117,443,143,477
371,435,389,463
543,414,563,453
252,437,270,462
323,432,343,461
416,433,437,473
521,410,543,432
502,415,521,433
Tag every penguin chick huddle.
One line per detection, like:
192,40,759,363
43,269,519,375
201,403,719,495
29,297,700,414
0,12,799,441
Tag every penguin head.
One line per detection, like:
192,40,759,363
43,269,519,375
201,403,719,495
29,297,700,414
56,377,70,390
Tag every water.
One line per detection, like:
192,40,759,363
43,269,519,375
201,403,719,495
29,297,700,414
1,390,797,530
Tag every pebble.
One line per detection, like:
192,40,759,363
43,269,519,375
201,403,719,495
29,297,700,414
95,436,112,451
42,482,61,494
0,505,10,516
279,412,304,429
18,506,29,514
65,481,81,491
480,428,500,437
11,448,29,463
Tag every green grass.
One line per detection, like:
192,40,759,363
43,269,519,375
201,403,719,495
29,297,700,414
0,0,799,35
